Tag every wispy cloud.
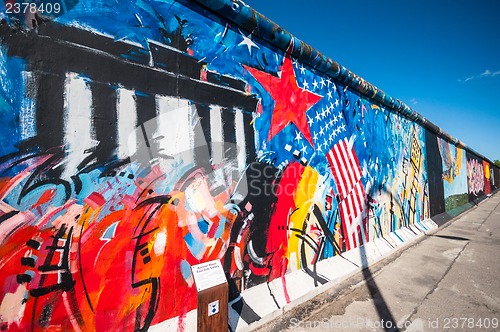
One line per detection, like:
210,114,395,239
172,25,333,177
459,69,500,83
409,98,418,106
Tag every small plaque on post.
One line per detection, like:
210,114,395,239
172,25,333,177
208,300,219,317
191,260,227,292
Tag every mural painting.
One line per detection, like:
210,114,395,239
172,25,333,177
0,0,496,330
466,152,485,202
437,138,468,211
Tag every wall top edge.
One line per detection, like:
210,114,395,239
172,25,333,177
190,0,495,165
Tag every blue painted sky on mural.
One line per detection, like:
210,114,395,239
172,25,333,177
243,0,500,162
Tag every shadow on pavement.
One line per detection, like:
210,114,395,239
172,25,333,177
359,243,400,332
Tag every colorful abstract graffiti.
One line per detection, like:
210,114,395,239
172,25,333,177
0,0,497,331
467,156,485,200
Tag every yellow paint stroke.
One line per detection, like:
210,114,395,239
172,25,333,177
454,147,463,178
484,162,490,179
288,166,319,270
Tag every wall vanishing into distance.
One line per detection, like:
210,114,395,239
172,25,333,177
0,0,498,331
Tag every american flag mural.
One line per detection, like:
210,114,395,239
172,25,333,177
303,80,368,251
326,138,367,251
246,49,370,251
274,61,369,251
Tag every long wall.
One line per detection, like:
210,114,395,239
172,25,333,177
0,1,498,331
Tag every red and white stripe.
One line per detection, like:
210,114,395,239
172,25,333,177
326,138,367,250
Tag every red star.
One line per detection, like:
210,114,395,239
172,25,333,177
244,56,322,145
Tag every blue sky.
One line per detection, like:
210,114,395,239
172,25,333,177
243,0,500,162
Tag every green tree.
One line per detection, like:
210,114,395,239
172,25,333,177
495,160,500,168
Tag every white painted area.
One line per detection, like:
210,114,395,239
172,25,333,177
234,246,244,270
409,224,422,235
389,232,405,245
153,230,167,256
267,277,291,307
20,71,37,140
414,221,429,233
191,260,227,292
234,109,246,172
149,308,197,332
384,234,399,248
251,111,259,154
277,270,315,302
116,88,137,158
401,227,418,240
63,72,95,179
0,284,27,325
210,105,224,164
395,229,411,242
422,218,438,230
287,251,297,274
156,96,193,161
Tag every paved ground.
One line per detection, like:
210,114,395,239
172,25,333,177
253,193,500,332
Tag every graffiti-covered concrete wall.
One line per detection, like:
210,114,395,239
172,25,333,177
0,0,498,331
